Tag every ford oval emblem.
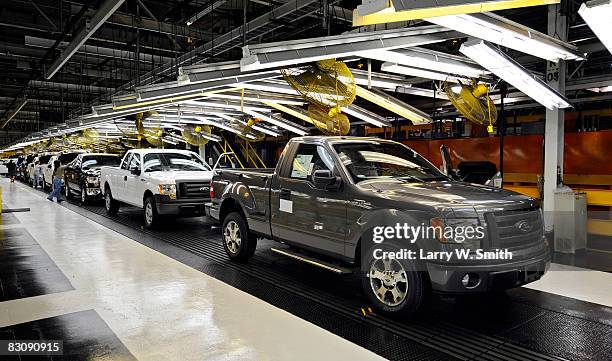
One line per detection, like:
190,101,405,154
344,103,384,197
199,186,208,191
515,220,532,233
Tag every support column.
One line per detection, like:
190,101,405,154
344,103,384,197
543,3,567,232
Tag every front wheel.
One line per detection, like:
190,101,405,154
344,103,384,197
222,212,257,262
144,196,161,229
361,245,429,317
104,187,119,215
80,185,88,205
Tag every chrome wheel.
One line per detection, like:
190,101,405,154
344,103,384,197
368,258,408,307
105,192,111,211
145,202,153,226
224,221,241,254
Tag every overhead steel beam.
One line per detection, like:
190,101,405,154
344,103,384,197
26,36,173,65
115,0,321,92
45,0,126,79
28,80,114,93
135,0,182,51
1,99,28,129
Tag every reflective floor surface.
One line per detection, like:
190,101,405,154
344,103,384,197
1,178,612,361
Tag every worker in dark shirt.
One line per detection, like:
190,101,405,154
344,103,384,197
7,160,16,183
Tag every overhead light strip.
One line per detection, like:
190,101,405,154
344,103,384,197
578,0,612,55
355,86,432,124
352,0,560,26
428,12,585,62
460,39,571,110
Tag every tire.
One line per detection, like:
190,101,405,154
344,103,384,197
80,184,88,205
143,196,161,229
360,244,429,317
42,176,48,191
222,212,257,262
64,178,72,200
104,187,119,215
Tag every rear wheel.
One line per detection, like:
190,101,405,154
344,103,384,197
222,212,257,261
144,196,160,229
104,187,119,215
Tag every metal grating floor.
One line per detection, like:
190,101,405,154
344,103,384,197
51,193,612,361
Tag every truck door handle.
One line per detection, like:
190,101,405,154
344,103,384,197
279,188,291,200
124,176,127,181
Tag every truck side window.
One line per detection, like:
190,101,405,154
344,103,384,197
289,144,334,182
121,153,132,170
129,154,141,169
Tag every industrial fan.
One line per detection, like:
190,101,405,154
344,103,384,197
281,59,357,135
444,80,497,133
308,104,350,135
115,111,165,147
181,124,213,146
237,118,265,142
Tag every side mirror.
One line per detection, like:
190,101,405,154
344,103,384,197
130,166,141,175
312,169,341,190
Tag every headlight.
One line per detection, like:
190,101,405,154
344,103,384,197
430,217,484,248
86,176,99,185
159,184,177,199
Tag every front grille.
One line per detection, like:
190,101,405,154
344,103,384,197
485,207,543,249
178,181,210,199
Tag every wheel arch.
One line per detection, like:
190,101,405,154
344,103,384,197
219,197,246,224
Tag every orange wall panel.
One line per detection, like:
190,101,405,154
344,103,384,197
403,131,612,175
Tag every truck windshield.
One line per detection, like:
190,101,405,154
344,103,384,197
332,141,447,183
82,155,120,169
142,153,210,172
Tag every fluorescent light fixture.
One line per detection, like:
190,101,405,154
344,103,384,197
205,92,305,105
244,110,309,135
359,47,488,78
351,69,413,90
427,12,584,62
186,0,226,26
355,86,431,124
578,0,612,55
353,0,560,26
460,39,571,110
587,85,612,93
262,102,314,124
241,25,459,71
342,105,391,127
215,113,281,137
381,62,468,83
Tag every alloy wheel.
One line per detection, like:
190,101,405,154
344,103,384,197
105,193,111,211
145,202,153,226
81,188,86,203
224,221,242,254
368,258,409,307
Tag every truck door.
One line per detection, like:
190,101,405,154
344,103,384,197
124,153,142,206
270,143,347,256
114,153,132,200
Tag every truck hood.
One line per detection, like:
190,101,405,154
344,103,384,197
359,179,533,209
145,170,213,183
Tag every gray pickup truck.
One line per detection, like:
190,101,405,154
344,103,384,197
208,136,550,316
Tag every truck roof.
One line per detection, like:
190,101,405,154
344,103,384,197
290,136,394,144
126,148,197,155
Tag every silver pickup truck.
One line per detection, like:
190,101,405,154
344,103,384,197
208,136,550,316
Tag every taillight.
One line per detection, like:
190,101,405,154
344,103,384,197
209,181,214,199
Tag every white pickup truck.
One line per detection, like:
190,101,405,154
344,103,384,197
100,149,214,228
